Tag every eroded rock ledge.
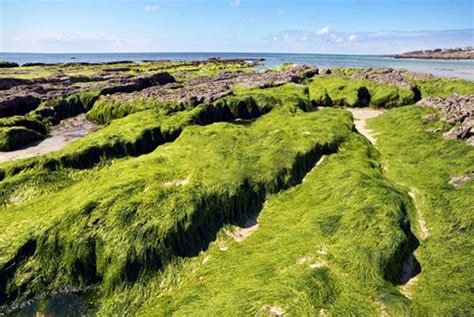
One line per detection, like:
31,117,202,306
105,64,318,105
418,93,474,145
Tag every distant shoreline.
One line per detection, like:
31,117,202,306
389,48,473,60
1,52,473,80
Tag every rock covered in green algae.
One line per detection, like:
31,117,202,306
0,59,473,316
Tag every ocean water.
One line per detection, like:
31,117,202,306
0,52,473,80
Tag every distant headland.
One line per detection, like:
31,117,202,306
392,47,473,60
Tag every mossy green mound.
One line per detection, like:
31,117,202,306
0,106,351,305
0,127,45,151
0,63,473,316
33,90,101,125
406,77,474,97
368,106,474,315
87,83,311,125
114,133,418,316
0,116,47,136
308,75,417,108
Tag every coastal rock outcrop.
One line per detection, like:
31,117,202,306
108,64,318,105
352,67,418,91
0,72,176,117
394,47,474,60
0,61,19,68
418,93,474,145
0,94,41,118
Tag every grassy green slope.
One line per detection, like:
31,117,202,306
0,105,351,306
103,130,418,316
368,106,474,315
406,77,474,97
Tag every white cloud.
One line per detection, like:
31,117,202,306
239,18,256,24
16,32,127,45
329,34,343,43
315,26,331,36
145,4,160,11
348,34,358,42
264,28,473,55
11,32,153,53
230,0,240,7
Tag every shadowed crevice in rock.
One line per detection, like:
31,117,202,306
0,239,37,303
384,218,422,285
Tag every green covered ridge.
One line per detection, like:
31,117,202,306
0,63,473,316
368,107,474,315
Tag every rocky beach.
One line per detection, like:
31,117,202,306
0,58,473,316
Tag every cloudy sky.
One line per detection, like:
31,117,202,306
0,0,473,54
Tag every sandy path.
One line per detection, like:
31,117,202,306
0,114,99,163
346,108,386,145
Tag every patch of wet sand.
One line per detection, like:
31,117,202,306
346,107,386,144
0,114,99,163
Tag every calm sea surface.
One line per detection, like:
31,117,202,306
1,52,473,80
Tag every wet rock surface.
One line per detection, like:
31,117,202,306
0,113,99,163
0,59,261,118
107,64,318,105
352,67,418,91
0,285,100,316
418,93,474,145
0,94,41,117
0,72,176,115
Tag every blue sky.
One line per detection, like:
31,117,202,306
1,0,473,54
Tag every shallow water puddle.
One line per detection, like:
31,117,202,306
4,288,100,317
0,114,99,163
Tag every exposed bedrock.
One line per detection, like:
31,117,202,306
105,64,318,107
0,72,177,151
0,72,176,118
418,93,474,145
0,95,41,118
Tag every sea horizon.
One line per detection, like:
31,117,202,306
2,51,473,80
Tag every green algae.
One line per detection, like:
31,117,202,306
406,77,474,97
33,90,101,125
0,62,473,316
0,106,352,306
104,130,417,316
0,116,47,136
368,106,474,315
308,75,417,108
0,127,45,152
